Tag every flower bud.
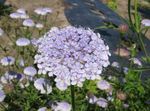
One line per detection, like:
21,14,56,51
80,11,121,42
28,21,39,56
118,24,128,33
117,90,127,101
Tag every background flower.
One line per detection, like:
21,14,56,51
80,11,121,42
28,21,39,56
16,38,30,46
0,56,15,66
0,90,6,102
0,28,4,36
51,101,71,111
34,78,52,94
24,66,37,76
23,19,35,27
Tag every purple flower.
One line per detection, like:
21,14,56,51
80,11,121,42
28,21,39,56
141,19,150,27
24,66,37,76
0,90,6,102
34,26,110,90
96,97,108,108
51,101,71,111
16,38,30,46
34,78,52,94
97,80,111,90
34,7,52,15
0,56,15,66
0,28,4,36
23,19,35,27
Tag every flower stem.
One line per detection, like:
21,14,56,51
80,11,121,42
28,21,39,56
71,85,75,111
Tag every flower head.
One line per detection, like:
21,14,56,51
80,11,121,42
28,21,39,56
10,12,21,19
24,66,37,76
37,107,47,111
96,97,108,108
141,19,150,27
16,8,26,14
16,37,30,46
0,90,6,102
34,78,52,94
97,80,111,90
51,101,71,111
0,56,15,66
23,19,35,27
34,7,52,15
0,28,4,36
36,23,44,29
34,26,110,90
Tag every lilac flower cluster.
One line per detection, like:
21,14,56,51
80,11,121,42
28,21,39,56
34,26,110,90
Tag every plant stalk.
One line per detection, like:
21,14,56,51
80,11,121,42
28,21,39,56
71,85,75,111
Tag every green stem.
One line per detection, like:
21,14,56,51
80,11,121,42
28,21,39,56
71,85,75,111
138,33,149,58
128,0,134,31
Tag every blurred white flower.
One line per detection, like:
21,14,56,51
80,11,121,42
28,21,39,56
34,7,52,15
141,19,150,27
20,13,29,19
111,61,120,68
16,37,30,46
0,56,15,66
97,80,111,90
23,19,35,27
51,101,71,111
19,75,30,88
16,8,26,14
131,58,142,66
19,58,25,67
123,103,129,108
36,23,44,29
0,90,6,102
0,28,4,36
96,97,108,108
88,95,98,104
123,67,129,74
37,107,47,111
10,12,21,19
56,81,68,91
24,66,37,76
34,78,52,94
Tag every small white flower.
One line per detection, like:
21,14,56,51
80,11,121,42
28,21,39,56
37,107,47,111
141,19,150,27
0,90,6,102
123,103,129,108
0,56,15,66
56,81,68,91
131,58,142,66
52,101,71,111
23,19,35,27
20,13,29,19
123,67,129,74
111,61,120,68
24,66,37,76
16,37,30,46
88,95,98,104
96,98,108,108
10,12,21,19
97,80,111,90
43,7,53,13
19,58,25,67
16,8,26,14
34,7,52,15
34,78,52,94
0,28,4,36
36,23,44,29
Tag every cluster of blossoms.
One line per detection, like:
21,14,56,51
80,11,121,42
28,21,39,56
10,8,29,19
34,26,110,90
